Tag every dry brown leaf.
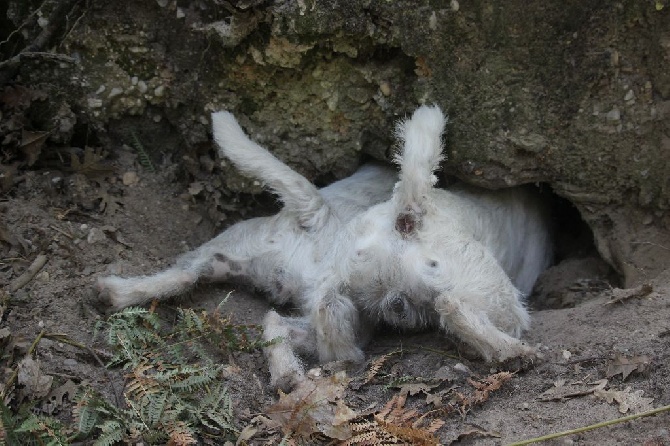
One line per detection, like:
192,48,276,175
593,386,654,414
364,350,400,384
606,354,651,380
0,163,19,193
608,283,653,304
42,379,78,415
539,379,607,402
0,221,29,253
456,423,501,441
342,392,443,445
17,356,53,400
69,147,112,177
0,85,44,109
97,189,123,215
467,371,514,404
396,381,441,397
267,371,356,440
166,420,197,446
20,129,50,166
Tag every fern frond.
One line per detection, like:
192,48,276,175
130,132,156,172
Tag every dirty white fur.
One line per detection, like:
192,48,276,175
96,106,552,390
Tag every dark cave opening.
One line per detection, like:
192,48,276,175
529,185,619,310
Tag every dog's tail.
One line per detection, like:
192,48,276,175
392,105,446,236
211,111,329,229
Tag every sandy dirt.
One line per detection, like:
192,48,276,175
1,147,669,445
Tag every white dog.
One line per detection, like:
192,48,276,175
97,105,552,390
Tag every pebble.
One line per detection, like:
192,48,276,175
87,98,103,108
624,89,635,101
606,107,621,121
453,362,471,375
108,87,123,99
154,85,165,97
379,81,391,96
122,171,140,186
87,228,107,244
63,358,78,367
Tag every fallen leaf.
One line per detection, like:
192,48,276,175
42,380,78,415
17,356,53,399
396,381,441,397
69,147,112,177
608,283,653,304
594,386,654,414
467,371,514,404
606,354,651,380
0,221,29,253
267,371,356,440
539,379,607,402
97,189,123,215
20,130,50,166
456,423,501,441
0,85,43,109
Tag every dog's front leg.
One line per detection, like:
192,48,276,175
434,291,535,361
311,288,365,364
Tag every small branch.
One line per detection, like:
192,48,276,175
507,404,670,445
0,0,83,84
8,253,48,292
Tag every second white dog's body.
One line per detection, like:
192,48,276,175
97,106,552,389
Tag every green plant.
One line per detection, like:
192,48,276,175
0,400,70,446
129,132,156,172
73,303,267,445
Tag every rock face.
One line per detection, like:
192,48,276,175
6,0,670,285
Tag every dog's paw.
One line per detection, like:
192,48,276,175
497,342,543,371
270,368,306,394
94,276,131,312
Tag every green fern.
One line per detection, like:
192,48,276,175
14,414,69,446
75,302,266,443
129,131,156,172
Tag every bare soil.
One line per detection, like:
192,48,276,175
1,147,669,445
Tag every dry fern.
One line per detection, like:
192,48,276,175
364,350,401,385
342,393,443,445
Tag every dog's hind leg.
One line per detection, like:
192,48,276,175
96,246,252,311
211,111,332,231
262,310,316,391
95,219,267,311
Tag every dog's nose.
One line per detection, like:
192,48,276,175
390,294,406,315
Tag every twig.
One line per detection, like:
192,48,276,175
410,343,461,359
49,224,74,239
506,404,670,445
8,253,48,292
0,0,82,84
631,241,670,251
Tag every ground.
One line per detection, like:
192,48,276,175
1,146,669,445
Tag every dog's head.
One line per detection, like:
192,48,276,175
373,288,438,330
